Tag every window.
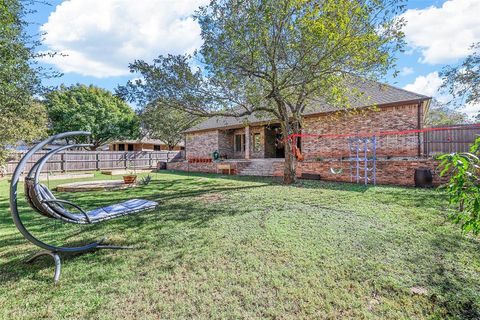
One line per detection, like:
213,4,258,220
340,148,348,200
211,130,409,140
118,144,125,151
235,134,242,152
154,145,161,151
235,134,246,152
128,144,134,151
253,133,261,152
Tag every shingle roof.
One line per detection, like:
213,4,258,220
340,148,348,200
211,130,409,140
185,79,430,133
110,138,185,147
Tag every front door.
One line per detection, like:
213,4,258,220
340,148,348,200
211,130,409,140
266,124,301,158
265,125,285,158
274,129,285,158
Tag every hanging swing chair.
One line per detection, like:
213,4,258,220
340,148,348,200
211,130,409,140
9,131,158,283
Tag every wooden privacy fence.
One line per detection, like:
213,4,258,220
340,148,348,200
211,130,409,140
423,124,480,157
5,150,184,175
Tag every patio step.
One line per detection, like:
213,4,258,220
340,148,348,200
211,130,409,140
237,159,283,176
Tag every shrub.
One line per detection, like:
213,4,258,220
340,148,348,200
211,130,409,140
139,174,152,186
438,137,480,234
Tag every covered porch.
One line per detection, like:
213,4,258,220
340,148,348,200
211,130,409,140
218,124,286,160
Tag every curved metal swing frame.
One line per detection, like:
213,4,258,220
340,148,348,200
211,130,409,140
25,142,94,223
9,131,137,284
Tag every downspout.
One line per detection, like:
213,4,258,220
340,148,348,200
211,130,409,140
417,100,424,157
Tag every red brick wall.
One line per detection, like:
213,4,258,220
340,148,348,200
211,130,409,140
167,161,218,173
167,158,447,187
186,104,423,160
218,130,234,159
187,125,268,160
301,104,421,159
186,130,219,159
297,159,448,186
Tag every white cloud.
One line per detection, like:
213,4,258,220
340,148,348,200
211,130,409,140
404,72,479,119
402,0,480,64
40,0,208,78
403,72,444,99
400,67,414,76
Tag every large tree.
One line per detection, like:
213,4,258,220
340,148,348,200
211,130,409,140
441,42,480,119
0,0,49,165
119,0,406,183
140,103,200,150
45,85,140,150
425,100,471,127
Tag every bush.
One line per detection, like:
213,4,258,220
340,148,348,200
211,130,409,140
438,137,480,234
139,174,152,186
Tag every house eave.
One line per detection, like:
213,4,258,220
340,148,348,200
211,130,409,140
184,97,432,134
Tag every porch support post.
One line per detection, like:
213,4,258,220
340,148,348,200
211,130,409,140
245,125,251,159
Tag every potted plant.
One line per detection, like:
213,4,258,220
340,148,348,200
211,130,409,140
123,163,137,184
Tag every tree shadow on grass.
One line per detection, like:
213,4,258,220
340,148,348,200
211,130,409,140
0,171,451,290
369,188,448,212
294,179,371,193
166,171,404,195
423,232,480,319
0,238,125,285
333,208,480,319
292,178,447,211
161,170,282,184
0,179,260,285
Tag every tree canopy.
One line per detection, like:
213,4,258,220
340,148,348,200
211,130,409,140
441,42,480,119
45,85,140,149
425,100,471,127
0,0,49,165
140,103,199,150
119,0,406,183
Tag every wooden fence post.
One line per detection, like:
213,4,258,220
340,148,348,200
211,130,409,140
148,153,152,168
96,153,100,171
60,153,65,172
124,152,128,170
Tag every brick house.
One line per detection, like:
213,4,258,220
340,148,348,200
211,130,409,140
168,80,445,186
184,80,430,159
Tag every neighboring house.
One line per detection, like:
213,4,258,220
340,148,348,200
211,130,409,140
184,80,431,161
108,138,185,152
8,141,77,151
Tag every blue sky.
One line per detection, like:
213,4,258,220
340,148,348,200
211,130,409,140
28,0,479,117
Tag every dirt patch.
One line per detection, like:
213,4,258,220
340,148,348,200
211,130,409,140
195,193,225,203
410,286,428,295
367,292,381,311
56,180,135,192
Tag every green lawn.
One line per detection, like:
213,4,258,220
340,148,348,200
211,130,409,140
0,171,479,319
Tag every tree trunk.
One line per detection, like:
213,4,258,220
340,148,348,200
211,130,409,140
281,121,297,184
273,95,300,185
89,142,102,151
